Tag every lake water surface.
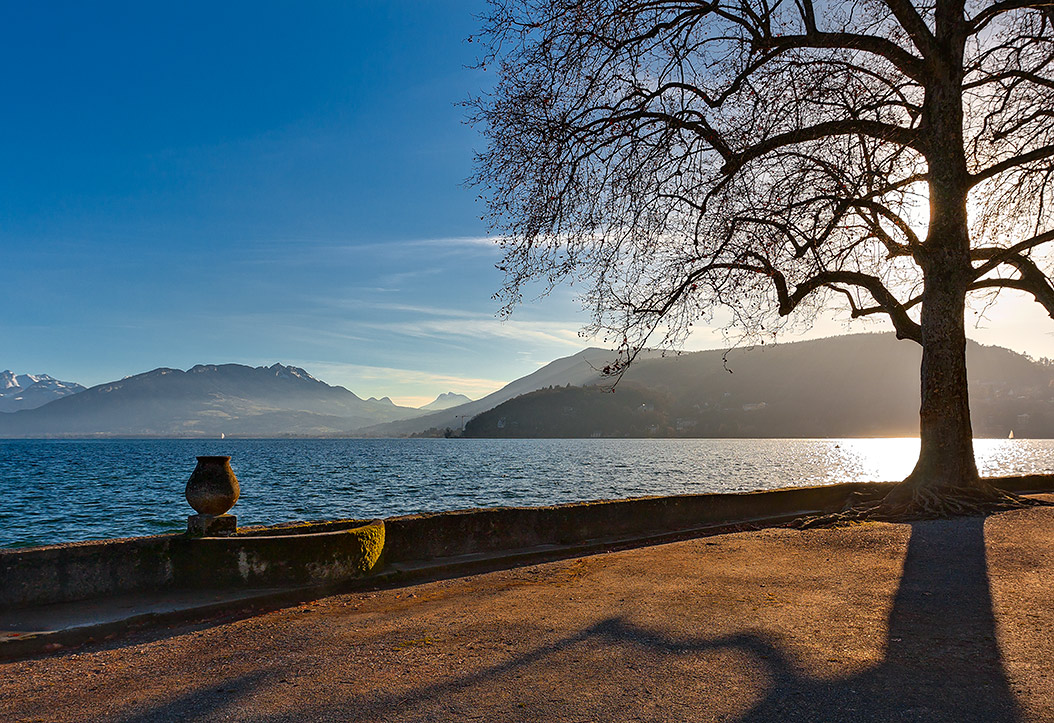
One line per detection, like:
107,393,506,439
3,437,1054,548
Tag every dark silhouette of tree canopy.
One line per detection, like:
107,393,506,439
471,0,1054,514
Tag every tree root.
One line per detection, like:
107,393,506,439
790,484,1051,529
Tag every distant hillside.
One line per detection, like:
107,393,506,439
361,347,643,437
0,370,85,412
464,384,669,437
420,392,473,411
0,363,425,438
463,335,1054,438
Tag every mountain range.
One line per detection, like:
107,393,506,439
462,334,1054,438
4,334,1054,438
0,363,424,437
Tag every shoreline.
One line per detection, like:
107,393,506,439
4,475,1053,660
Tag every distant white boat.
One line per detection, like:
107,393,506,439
220,432,225,439
1009,430,1014,439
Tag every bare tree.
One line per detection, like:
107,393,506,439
471,0,1054,515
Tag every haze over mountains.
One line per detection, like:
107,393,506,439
3,334,1053,438
463,335,1054,439
361,347,647,437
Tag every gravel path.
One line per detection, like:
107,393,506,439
3,499,1053,722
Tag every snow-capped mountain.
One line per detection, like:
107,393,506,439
0,371,86,412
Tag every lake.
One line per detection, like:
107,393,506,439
3,437,1053,548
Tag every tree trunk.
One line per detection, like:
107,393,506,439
897,272,980,496
874,252,1036,514
887,156,984,504
887,5,985,505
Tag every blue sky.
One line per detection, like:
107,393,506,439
0,0,587,405
2,1,1053,406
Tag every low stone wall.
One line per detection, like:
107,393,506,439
0,520,384,608
382,473,1054,564
381,480,891,563
3,474,1052,609
0,534,181,609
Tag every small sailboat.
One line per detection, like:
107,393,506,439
220,432,226,440
1008,430,1014,439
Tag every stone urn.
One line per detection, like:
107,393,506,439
185,456,240,536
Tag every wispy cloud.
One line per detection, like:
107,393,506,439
377,316,588,348
299,296,593,349
393,235,503,249
310,299,481,318
229,235,503,269
297,234,502,254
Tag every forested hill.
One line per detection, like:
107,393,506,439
463,334,1054,438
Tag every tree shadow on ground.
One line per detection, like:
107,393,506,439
726,516,1020,721
112,669,277,723
343,517,1022,722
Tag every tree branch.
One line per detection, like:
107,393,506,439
756,32,928,82
722,120,921,177
882,0,938,57
971,278,1054,318
778,269,922,342
970,143,1054,186
971,229,1054,278
969,1,1054,34
963,69,1054,92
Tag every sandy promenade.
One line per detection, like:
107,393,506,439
2,498,1053,722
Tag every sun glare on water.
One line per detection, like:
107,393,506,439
827,438,921,482
818,438,1052,484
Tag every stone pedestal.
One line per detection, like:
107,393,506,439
187,513,237,537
